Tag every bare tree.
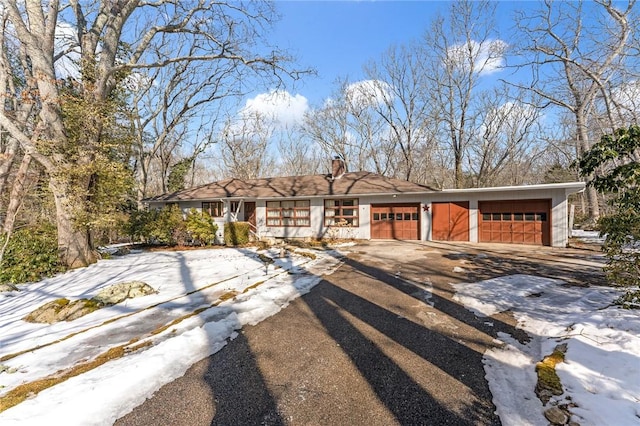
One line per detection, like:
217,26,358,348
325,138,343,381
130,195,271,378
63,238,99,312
130,49,243,201
0,1,302,268
0,10,37,234
513,0,637,222
275,127,323,176
301,90,355,170
468,85,545,187
424,0,504,188
365,44,435,182
300,78,391,174
220,111,275,179
303,60,433,182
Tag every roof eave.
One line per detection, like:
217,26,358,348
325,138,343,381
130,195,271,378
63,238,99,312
437,182,586,194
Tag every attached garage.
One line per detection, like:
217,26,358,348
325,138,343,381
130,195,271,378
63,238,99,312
147,155,585,248
478,199,551,246
371,204,420,240
432,201,469,241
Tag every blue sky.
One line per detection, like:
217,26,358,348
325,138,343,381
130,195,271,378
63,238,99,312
238,0,530,124
271,1,451,105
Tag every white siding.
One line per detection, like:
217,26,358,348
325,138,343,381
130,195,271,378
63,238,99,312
148,183,580,247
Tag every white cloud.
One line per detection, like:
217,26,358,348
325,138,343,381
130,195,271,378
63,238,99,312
610,80,640,118
241,90,309,128
445,39,507,76
344,79,393,107
54,22,81,80
123,71,153,93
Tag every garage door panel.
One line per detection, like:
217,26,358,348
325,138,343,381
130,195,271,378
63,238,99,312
432,202,469,242
371,204,420,240
479,199,551,246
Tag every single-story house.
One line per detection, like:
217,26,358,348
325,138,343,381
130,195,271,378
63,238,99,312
145,158,585,247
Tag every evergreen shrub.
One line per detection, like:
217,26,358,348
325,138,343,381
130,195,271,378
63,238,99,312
126,205,187,245
224,222,250,246
185,209,218,245
0,223,63,284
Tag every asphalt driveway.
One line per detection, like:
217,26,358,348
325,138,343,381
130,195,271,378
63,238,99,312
115,241,605,426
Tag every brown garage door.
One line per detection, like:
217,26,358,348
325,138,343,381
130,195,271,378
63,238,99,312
371,204,420,240
432,201,470,241
479,199,551,246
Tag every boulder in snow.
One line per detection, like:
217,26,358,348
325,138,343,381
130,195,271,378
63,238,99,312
92,281,157,306
23,298,101,324
23,281,157,324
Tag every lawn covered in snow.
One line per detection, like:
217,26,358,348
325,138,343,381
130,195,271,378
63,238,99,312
0,243,638,426
453,275,640,426
0,246,344,425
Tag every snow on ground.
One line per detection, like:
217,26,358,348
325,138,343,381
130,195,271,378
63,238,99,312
0,246,345,425
1,244,638,426
571,229,606,245
453,275,640,426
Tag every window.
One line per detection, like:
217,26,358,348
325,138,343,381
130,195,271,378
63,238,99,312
482,211,546,222
324,199,359,226
202,201,224,217
266,200,310,227
230,201,240,213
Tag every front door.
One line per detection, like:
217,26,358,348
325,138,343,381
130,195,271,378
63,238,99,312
244,202,256,228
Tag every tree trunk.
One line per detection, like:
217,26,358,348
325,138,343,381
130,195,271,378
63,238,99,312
454,151,464,189
2,152,31,234
0,138,19,199
49,175,97,269
576,115,600,222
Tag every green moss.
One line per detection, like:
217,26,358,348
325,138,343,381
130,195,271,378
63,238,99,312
82,298,103,312
535,348,566,398
613,289,640,309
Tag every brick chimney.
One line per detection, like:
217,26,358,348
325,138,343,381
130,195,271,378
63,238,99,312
331,157,346,180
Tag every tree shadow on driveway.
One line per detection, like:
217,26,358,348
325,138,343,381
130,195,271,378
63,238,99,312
303,275,501,425
123,241,584,426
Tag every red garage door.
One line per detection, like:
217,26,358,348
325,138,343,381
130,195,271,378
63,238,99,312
432,201,470,241
371,204,420,240
479,199,551,246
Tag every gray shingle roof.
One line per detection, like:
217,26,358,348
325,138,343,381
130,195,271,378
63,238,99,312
144,171,437,202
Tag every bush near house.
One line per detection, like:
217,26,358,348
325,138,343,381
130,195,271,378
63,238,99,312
126,205,187,245
185,209,218,246
224,222,250,246
127,206,220,247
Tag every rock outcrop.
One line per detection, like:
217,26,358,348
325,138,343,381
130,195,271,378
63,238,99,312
23,281,157,324
92,281,157,305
